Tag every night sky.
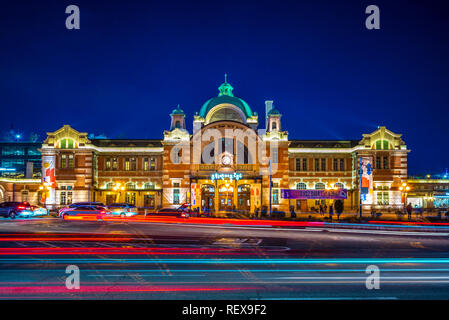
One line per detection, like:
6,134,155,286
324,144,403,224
0,0,448,174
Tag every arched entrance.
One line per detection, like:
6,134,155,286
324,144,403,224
237,184,251,211
201,184,215,213
218,184,234,211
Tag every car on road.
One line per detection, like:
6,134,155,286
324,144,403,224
60,205,111,220
18,205,48,218
58,202,105,217
106,203,138,217
150,205,191,218
0,201,32,219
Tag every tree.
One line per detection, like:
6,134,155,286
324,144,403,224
334,200,344,214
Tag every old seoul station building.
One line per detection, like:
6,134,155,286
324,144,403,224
4,77,409,217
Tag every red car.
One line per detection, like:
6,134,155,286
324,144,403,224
61,205,110,220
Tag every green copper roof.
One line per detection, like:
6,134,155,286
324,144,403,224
170,104,185,116
199,75,253,119
268,107,281,116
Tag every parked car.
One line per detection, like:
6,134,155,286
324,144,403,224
58,202,105,217
106,203,138,217
0,201,32,219
60,205,110,220
18,205,48,218
151,205,191,218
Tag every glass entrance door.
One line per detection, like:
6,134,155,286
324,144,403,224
237,184,251,212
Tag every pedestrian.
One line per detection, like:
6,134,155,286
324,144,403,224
329,204,334,221
254,207,259,219
319,204,323,214
406,203,412,221
290,206,296,219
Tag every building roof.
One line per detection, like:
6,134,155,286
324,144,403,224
91,139,163,148
170,104,185,116
289,140,360,148
267,107,281,116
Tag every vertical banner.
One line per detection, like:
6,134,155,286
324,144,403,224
191,183,200,207
360,157,373,204
42,155,56,206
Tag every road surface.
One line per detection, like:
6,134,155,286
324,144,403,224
1,217,449,299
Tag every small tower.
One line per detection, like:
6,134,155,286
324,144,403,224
266,102,281,132
170,104,186,130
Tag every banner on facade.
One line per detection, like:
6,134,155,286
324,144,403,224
281,189,347,200
42,155,56,206
360,157,373,204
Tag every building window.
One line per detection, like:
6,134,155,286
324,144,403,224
173,148,181,164
105,158,111,170
125,158,130,171
296,158,301,171
272,121,277,130
302,158,307,171
175,121,181,128
272,148,278,164
173,182,180,204
112,158,118,170
125,192,136,205
376,156,381,169
315,182,325,190
333,159,338,171
144,182,154,190
150,157,156,170
61,155,67,168
272,189,279,204
377,192,389,205
335,182,345,189
126,182,136,190
2,147,25,156
60,185,73,205
340,159,345,171
105,182,114,190
130,158,137,171
315,158,320,171
68,154,74,168
383,156,389,169
60,139,75,149
144,158,149,171
296,182,307,190
321,158,326,171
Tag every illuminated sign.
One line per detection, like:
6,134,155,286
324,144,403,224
0,168,16,172
211,172,243,181
281,189,347,200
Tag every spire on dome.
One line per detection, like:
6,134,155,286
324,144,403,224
218,73,234,97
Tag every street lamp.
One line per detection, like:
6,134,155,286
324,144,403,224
112,182,125,203
399,182,410,208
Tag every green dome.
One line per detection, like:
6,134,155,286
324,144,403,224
170,104,185,116
268,107,281,116
199,75,253,119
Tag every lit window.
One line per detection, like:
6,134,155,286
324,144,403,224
106,158,111,170
296,182,307,190
61,155,67,168
144,158,149,171
150,158,156,170
125,158,130,171
315,183,325,190
68,154,74,168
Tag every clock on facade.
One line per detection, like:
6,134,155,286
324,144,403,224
221,155,232,166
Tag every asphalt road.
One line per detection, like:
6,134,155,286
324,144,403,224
1,217,449,299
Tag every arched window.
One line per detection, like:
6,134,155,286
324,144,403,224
272,121,277,130
315,182,325,190
175,121,181,128
105,182,114,190
335,182,345,189
144,182,154,190
126,182,136,190
296,182,307,190
374,140,391,150
60,138,75,149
